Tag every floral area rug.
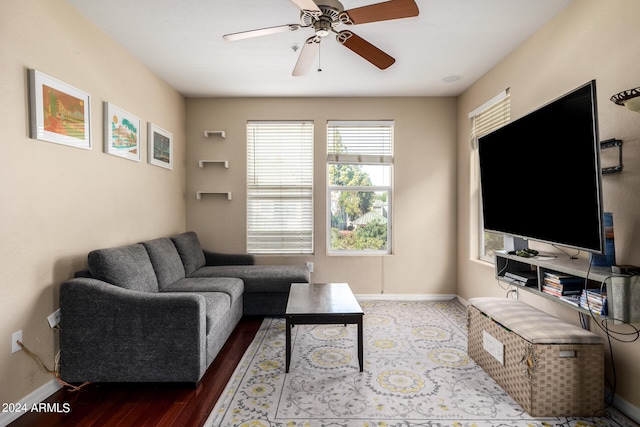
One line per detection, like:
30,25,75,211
207,299,638,427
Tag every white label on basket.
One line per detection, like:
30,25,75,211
483,330,505,365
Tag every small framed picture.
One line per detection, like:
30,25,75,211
104,102,141,161
148,123,173,169
29,69,91,150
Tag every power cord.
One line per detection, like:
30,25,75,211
496,256,515,292
16,340,90,393
580,260,640,410
506,289,518,299
553,244,581,259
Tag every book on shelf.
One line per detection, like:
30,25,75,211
543,272,585,285
579,289,607,315
542,277,584,294
559,294,581,307
542,284,581,297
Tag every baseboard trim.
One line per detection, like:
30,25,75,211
609,391,640,424
0,379,62,427
356,293,458,301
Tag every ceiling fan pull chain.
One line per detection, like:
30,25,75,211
318,43,322,72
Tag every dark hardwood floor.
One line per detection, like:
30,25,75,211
9,317,264,427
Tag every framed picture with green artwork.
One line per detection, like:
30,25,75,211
104,102,141,161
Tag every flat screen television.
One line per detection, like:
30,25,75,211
477,80,605,254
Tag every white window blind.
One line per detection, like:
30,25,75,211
469,90,511,147
327,120,393,163
247,121,313,254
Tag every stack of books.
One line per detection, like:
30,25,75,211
580,289,607,315
542,272,585,297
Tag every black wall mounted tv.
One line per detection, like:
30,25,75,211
477,80,605,254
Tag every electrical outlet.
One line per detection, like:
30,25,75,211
12,330,22,353
510,288,519,300
306,261,314,273
47,308,61,328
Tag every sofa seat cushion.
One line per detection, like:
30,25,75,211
142,238,186,289
195,292,232,334
469,297,603,344
171,232,206,276
161,278,243,305
88,244,159,293
189,265,310,293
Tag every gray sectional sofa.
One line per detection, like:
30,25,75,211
59,231,309,384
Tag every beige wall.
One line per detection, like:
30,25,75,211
185,97,458,296
0,0,186,405
5,0,639,419
457,0,640,412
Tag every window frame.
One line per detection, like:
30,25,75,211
469,90,511,263
326,120,394,256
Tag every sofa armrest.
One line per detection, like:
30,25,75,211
203,249,255,266
60,277,207,383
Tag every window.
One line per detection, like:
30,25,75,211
327,120,393,254
469,90,510,262
247,121,313,254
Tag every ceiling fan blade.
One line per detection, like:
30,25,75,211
223,24,301,41
290,0,321,13
336,31,395,70
342,0,419,25
292,37,320,76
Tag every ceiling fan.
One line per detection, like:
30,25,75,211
223,0,419,76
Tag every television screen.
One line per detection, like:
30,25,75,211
478,80,604,254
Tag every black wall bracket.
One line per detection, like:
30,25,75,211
601,138,623,174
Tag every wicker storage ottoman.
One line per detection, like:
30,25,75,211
467,297,604,418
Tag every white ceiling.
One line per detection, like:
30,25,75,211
67,0,572,98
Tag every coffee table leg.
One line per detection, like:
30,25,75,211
357,315,364,372
285,316,292,373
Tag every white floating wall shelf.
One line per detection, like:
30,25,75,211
203,130,226,138
196,191,232,201
198,160,229,168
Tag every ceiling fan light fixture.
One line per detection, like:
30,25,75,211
314,19,333,37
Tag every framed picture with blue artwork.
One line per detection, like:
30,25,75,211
148,123,173,169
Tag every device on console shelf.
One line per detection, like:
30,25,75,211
504,270,538,287
611,264,640,275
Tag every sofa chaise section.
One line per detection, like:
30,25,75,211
171,232,310,316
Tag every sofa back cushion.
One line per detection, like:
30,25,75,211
88,244,159,293
170,232,206,276
141,238,186,289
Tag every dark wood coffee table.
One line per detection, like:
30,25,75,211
285,282,364,373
